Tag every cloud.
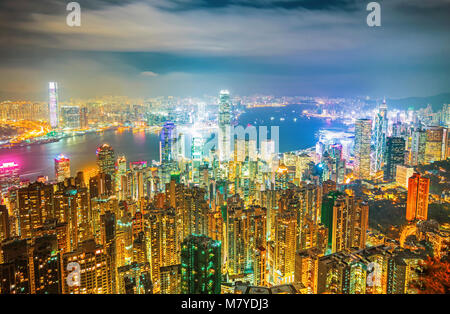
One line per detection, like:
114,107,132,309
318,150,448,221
140,71,159,77
6,2,365,56
0,0,448,99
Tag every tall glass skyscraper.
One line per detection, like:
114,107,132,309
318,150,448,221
410,128,426,165
96,144,116,178
48,82,59,129
160,121,176,164
218,90,231,161
54,154,70,182
372,100,388,174
354,119,372,179
384,137,405,181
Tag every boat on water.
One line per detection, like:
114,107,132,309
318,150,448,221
0,137,61,149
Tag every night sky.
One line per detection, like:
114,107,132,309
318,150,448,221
0,0,449,100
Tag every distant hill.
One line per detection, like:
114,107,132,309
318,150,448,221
387,93,450,111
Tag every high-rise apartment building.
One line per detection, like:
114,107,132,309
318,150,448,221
147,208,178,292
410,128,426,165
406,173,430,221
0,205,10,242
17,182,54,239
54,155,70,182
273,211,297,284
354,119,372,179
61,239,113,294
117,262,152,294
424,127,445,164
96,144,115,178
180,234,221,294
31,234,60,294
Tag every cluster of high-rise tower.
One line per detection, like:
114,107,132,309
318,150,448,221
0,91,448,294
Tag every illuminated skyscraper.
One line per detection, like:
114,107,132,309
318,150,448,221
180,234,221,294
32,234,60,294
331,195,351,253
147,208,178,292
0,238,32,293
349,198,369,250
53,183,90,251
441,103,450,128
89,173,113,199
354,119,372,179
295,248,321,294
226,208,246,276
322,192,368,253
406,173,430,221
160,264,181,294
424,127,445,163
178,186,209,241
132,232,148,265
218,90,231,161
48,82,59,129
321,190,343,250
372,101,388,174
61,239,113,294
0,205,10,242
317,246,392,294
273,211,297,284
117,262,152,294
54,155,70,182
96,144,115,178
116,156,127,199
384,137,405,181
329,144,346,184
101,211,117,293
160,121,176,164
17,182,54,239
130,161,147,202
0,161,20,196
410,128,426,165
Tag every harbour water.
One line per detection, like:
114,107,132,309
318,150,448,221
0,105,347,180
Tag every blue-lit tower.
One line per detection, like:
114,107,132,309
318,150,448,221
160,121,176,164
372,99,388,174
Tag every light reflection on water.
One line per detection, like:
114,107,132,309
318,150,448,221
0,107,347,181
0,129,160,181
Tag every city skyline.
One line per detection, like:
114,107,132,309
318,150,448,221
0,87,449,295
